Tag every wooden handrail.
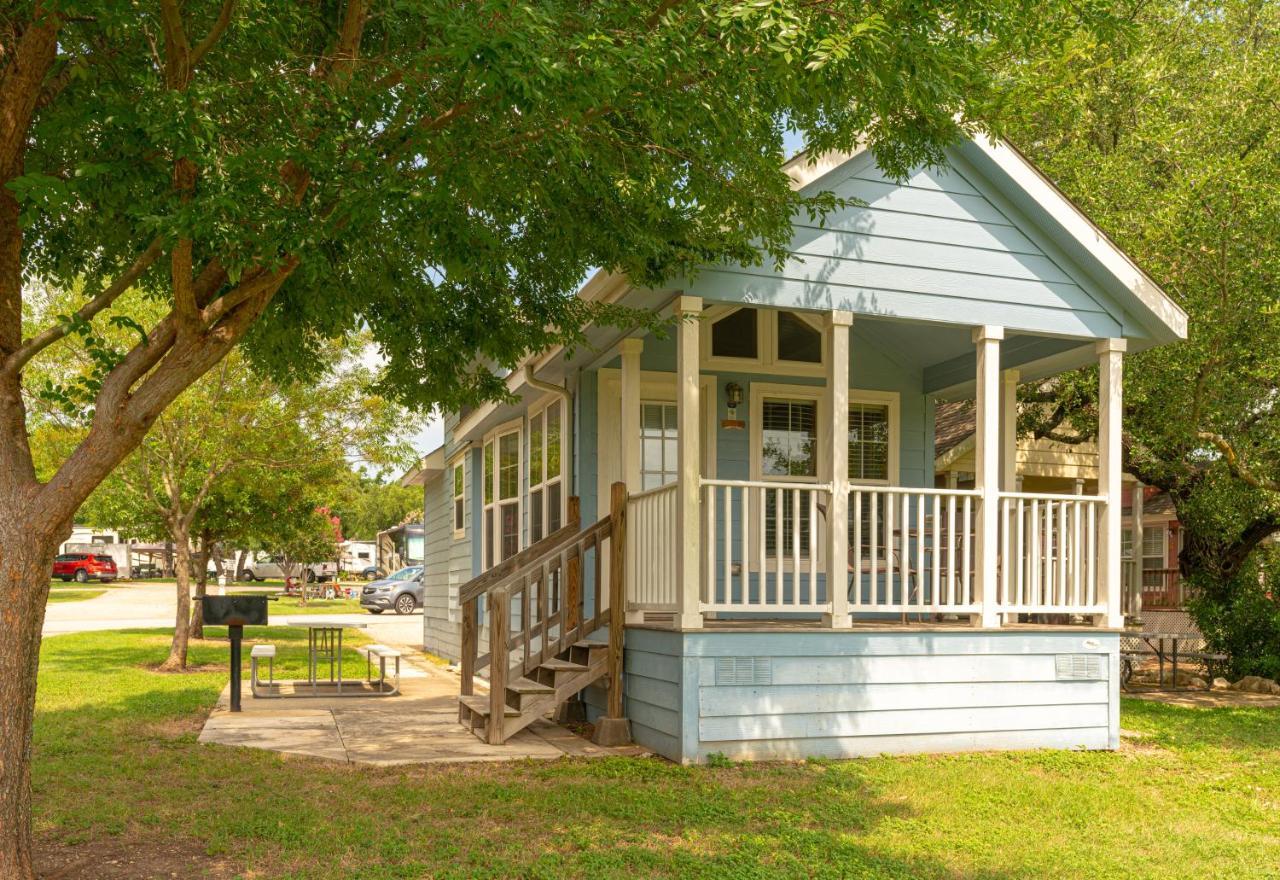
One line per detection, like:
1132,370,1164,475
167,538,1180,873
458,510,583,606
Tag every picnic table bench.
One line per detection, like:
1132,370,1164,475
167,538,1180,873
1121,630,1227,690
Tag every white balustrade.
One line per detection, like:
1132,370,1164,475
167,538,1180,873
625,482,679,612
847,487,981,614
997,492,1104,615
624,480,1111,624
700,479,830,613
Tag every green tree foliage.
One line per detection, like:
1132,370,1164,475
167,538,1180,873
0,2,1127,875
330,475,421,542
1001,0,1280,662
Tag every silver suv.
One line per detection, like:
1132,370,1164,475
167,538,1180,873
360,565,424,615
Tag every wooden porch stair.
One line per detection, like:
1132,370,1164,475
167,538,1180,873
456,485,632,746
458,639,607,743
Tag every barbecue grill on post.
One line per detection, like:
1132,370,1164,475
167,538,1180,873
200,595,269,712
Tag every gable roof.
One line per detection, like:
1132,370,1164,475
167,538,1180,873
782,135,1186,344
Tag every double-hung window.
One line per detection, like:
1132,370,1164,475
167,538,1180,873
451,461,466,539
483,425,521,569
528,400,564,543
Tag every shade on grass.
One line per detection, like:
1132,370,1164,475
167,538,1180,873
33,629,1280,879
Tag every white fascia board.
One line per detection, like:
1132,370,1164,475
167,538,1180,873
964,136,1187,343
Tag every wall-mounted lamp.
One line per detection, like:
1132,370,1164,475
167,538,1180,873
722,381,744,430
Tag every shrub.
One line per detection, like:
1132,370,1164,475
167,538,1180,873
1188,548,1280,681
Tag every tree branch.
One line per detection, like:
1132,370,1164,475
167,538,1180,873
3,237,164,375
1198,431,1280,492
190,0,236,68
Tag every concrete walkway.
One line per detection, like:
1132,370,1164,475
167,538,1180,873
199,647,646,765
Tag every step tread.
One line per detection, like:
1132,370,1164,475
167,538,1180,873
507,677,555,695
573,640,608,650
539,658,590,673
458,695,520,718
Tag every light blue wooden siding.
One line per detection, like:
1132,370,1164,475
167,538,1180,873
421,417,476,661
622,628,1119,763
678,150,1128,339
585,628,687,759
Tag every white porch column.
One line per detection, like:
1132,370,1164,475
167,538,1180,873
1000,369,1020,491
823,311,853,628
973,326,1003,628
1097,338,1127,628
675,295,704,629
619,338,644,493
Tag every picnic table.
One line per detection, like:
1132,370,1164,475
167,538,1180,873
1124,631,1225,690
284,617,368,696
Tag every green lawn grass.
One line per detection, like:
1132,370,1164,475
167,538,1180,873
227,594,367,617
45,589,106,603
33,629,1280,879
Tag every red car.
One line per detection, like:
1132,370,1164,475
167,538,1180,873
53,552,117,583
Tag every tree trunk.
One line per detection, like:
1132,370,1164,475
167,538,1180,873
235,548,248,581
0,522,64,880
160,536,193,671
189,539,211,640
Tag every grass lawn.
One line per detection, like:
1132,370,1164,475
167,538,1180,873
45,588,106,603
226,594,368,616
33,629,1280,879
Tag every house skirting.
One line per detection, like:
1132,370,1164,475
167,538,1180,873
587,627,1119,764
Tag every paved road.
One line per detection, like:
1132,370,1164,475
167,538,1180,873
42,582,425,648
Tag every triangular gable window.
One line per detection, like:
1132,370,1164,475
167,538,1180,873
777,311,821,363
710,308,758,359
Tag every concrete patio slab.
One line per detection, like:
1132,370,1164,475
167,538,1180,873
199,646,647,765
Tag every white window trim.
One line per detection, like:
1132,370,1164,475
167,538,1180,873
482,417,523,570
450,460,466,540
847,389,901,487
527,394,566,543
747,383,901,568
701,305,828,377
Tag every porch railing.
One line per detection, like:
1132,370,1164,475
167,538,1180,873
848,487,982,615
626,482,679,613
996,492,1104,614
622,479,1116,624
701,479,831,613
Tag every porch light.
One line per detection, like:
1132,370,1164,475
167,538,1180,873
722,382,744,429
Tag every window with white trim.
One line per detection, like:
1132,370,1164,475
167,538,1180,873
528,400,565,543
1122,526,1166,587
759,396,818,555
640,401,679,490
483,425,521,570
848,402,891,549
451,462,465,538
704,307,826,374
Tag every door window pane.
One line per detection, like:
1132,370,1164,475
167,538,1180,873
761,399,816,477
776,311,821,363
640,401,679,489
711,308,758,359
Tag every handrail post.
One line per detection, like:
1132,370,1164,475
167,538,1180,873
486,587,509,745
593,481,632,746
564,496,582,637
460,596,477,698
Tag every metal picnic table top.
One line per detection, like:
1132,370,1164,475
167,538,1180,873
282,618,371,697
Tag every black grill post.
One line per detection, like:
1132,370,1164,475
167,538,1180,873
200,595,269,715
229,624,243,712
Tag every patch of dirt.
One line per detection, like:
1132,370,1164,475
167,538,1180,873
141,714,207,740
144,662,224,675
36,834,235,880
